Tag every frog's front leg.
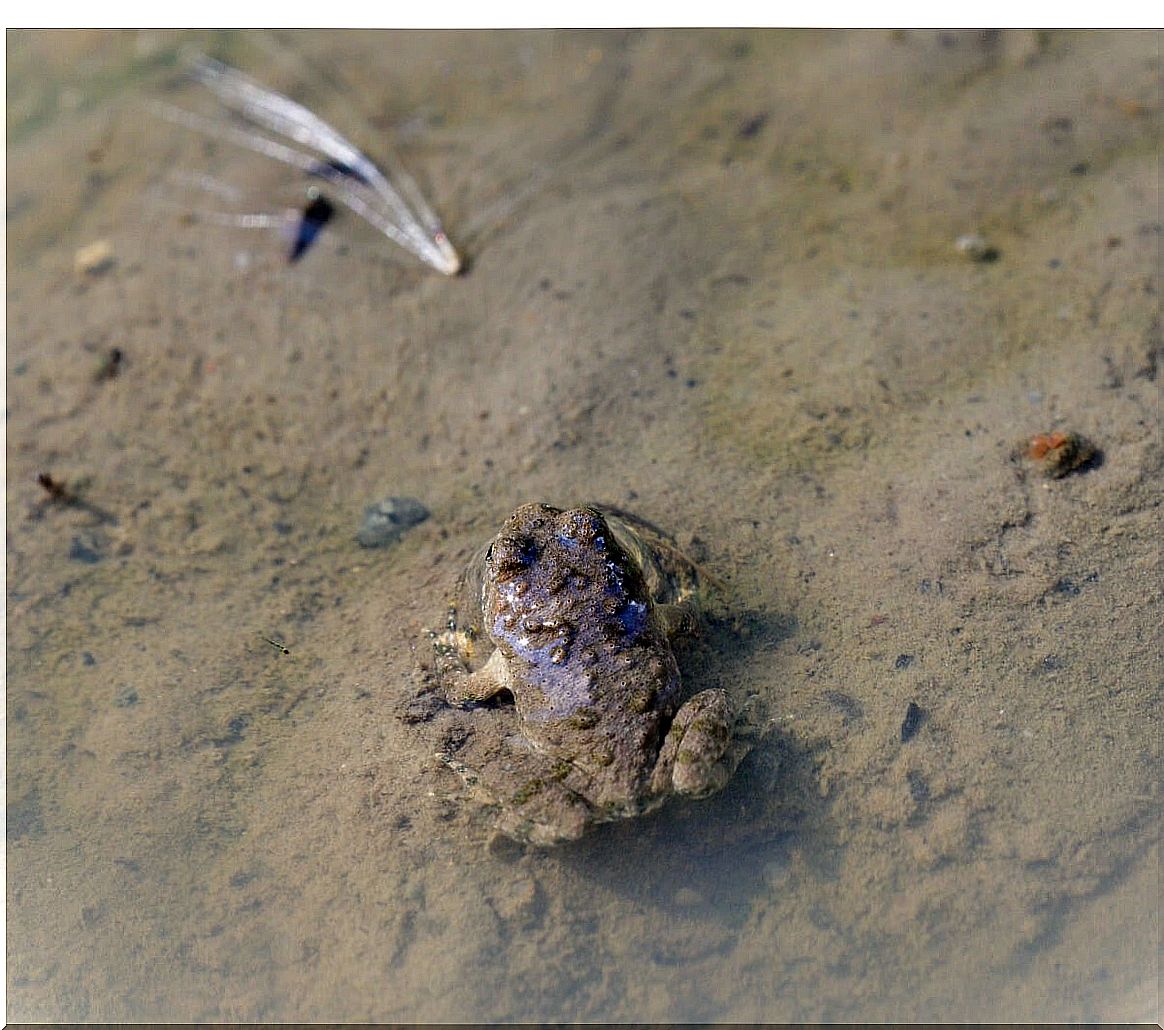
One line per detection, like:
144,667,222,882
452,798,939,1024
442,647,515,706
650,688,736,798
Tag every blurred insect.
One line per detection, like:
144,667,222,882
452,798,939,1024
151,54,461,274
289,190,336,262
263,636,291,655
37,472,74,503
151,168,332,263
34,473,118,525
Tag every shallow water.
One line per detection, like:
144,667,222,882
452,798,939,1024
6,29,1160,1021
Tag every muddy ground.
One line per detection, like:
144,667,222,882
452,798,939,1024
6,29,1160,1021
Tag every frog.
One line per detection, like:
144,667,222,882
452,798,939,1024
426,502,745,846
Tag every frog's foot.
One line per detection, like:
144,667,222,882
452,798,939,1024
427,595,492,681
650,688,738,799
436,743,595,847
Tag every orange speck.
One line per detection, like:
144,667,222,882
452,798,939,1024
1027,431,1068,460
1115,97,1148,118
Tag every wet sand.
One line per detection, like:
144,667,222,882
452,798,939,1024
6,29,1160,1021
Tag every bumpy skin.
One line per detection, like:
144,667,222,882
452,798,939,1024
439,503,737,845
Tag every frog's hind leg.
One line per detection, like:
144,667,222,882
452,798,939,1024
653,600,700,640
437,741,595,846
493,774,594,846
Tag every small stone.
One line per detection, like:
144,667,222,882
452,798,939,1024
955,233,999,262
68,533,106,564
737,112,768,139
74,239,116,276
1022,430,1097,478
356,496,430,548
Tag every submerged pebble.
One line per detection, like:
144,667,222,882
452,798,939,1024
74,239,116,276
68,533,106,564
901,701,924,742
955,233,999,262
356,496,430,548
1023,430,1097,479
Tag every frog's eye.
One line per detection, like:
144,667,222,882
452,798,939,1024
490,534,536,580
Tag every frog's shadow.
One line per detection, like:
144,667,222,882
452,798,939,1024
547,605,839,919
552,726,836,929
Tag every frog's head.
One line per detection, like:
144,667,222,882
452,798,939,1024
483,503,651,642
485,503,637,590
